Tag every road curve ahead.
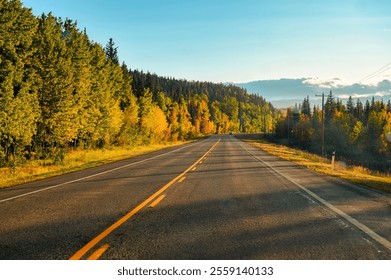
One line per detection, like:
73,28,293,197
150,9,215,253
1,135,391,259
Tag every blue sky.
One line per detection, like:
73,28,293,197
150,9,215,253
22,0,391,84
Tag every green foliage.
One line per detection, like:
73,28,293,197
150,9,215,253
275,94,391,172
33,14,79,156
0,0,40,166
0,0,277,167
88,43,124,147
117,87,140,146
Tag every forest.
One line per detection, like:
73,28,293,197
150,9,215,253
275,92,391,172
0,0,276,167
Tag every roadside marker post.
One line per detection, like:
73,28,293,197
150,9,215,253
331,150,336,171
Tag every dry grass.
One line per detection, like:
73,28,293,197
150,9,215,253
246,140,391,194
0,142,187,189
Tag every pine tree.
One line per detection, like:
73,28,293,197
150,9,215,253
355,99,364,121
346,96,355,116
104,37,119,65
311,105,321,131
325,90,336,124
364,100,370,125
301,96,311,117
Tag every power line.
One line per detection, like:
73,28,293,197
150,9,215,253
356,62,391,84
357,62,391,83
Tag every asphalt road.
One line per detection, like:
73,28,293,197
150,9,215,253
1,135,391,259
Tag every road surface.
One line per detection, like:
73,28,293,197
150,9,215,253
1,135,391,259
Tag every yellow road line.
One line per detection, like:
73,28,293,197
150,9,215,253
178,177,186,183
148,194,166,208
69,138,220,260
86,244,110,260
1,141,200,204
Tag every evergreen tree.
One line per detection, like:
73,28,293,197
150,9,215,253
301,96,311,117
325,91,336,124
364,100,371,125
354,99,364,121
346,96,354,115
104,37,119,65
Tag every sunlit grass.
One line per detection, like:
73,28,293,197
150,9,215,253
246,140,391,194
0,142,187,189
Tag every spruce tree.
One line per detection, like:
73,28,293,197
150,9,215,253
301,96,311,117
346,96,355,115
104,37,119,65
325,90,336,124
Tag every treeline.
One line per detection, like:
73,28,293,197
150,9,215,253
0,0,275,167
130,70,276,134
275,92,391,172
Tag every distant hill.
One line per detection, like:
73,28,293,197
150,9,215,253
234,78,391,108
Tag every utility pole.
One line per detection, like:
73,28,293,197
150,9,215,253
315,93,325,157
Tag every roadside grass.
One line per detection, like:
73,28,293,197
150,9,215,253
243,139,391,194
0,142,187,189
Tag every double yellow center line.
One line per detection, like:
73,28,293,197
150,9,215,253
69,138,220,260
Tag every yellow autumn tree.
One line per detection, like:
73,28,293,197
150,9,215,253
139,88,168,143
153,106,169,142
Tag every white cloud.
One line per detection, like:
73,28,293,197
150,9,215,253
303,77,349,88
337,91,391,99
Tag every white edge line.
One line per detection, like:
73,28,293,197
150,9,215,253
239,141,391,253
0,141,201,203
